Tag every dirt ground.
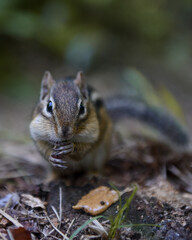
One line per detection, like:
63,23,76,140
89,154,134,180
0,134,192,239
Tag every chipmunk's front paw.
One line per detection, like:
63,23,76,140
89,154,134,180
49,142,74,169
49,155,67,169
53,142,74,155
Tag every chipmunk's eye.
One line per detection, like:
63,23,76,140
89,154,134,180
47,100,53,113
79,102,85,115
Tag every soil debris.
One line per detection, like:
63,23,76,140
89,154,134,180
0,138,192,239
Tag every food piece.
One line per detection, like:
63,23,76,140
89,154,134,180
73,186,119,215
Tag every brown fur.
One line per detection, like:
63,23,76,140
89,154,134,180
29,72,112,175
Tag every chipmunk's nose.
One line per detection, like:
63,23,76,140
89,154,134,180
62,126,72,138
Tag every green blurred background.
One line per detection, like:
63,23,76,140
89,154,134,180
1,0,192,139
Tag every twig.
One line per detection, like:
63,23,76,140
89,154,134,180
64,218,75,239
40,229,55,240
88,219,108,238
81,235,101,239
0,209,23,228
0,232,7,240
49,235,61,240
120,187,132,196
51,187,63,230
46,214,68,240
51,205,60,221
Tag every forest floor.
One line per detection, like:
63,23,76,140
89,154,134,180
0,136,192,240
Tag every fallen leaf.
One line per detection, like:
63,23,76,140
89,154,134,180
8,227,32,240
73,186,119,215
21,194,45,210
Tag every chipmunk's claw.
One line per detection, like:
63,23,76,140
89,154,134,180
53,142,74,155
49,155,67,169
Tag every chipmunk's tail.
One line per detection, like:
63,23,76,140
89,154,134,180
105,96,189,146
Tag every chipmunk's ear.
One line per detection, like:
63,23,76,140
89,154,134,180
74,71,85,88
74,71,88,99
40,71,55,100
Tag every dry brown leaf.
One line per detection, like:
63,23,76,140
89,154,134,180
21,194,45,210
8,227,32,240
73,186,118,215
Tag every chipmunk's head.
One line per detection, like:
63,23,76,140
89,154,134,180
30,71,99,145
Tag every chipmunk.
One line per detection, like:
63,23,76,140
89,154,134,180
30,71,189,175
